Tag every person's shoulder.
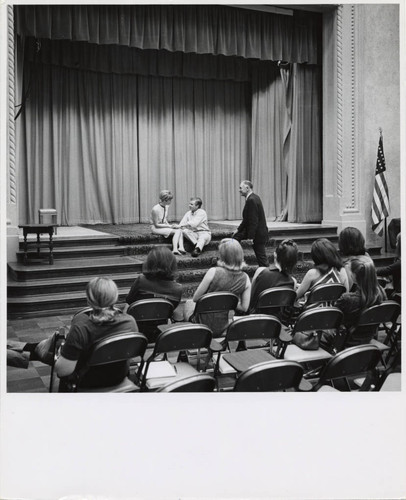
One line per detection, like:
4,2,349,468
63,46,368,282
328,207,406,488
151,204,160,213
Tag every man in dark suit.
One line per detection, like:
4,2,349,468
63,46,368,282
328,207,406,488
233,180,269,267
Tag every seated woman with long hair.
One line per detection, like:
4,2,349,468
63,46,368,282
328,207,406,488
376,232,401,298
183,238,251,336
249,239,298,312
338,226,373,290
335,255,387,347
296,238,349,303
125,246,183,310
55,277,138,390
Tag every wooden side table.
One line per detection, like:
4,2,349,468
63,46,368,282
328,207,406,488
18,224,56,265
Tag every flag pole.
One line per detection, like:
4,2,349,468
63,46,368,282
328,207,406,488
384,217,388,253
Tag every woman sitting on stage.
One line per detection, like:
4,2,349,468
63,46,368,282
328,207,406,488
296,238,349,303
150,189,185,254
183,238,251,335
338,226,372,290
125,246,183,312
335,255,387,347
55,277,138,390
249,239,298,312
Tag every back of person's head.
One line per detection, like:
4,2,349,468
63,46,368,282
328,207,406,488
338,226,366,257
159,190,173,203
143,246,177,280
274,239,298,274
86,277,119,323
217,238,245,271
311,238,343,274
351,255,386,309
191,197,203,208
241,180,253,190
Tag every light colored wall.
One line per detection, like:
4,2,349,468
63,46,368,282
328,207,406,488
360,4,400,246
322,4,400,248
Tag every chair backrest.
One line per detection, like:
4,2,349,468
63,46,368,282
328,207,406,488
346,300,401,347
193,292,239,316
254,287,297,316
305,283,346,307
234,360,303,392
234,360,304,392
225,314,282,343
315,344,381,390
152,323,212,357
157,373,216,392
87,332,148,367
127,298,174,343
292,307,343,334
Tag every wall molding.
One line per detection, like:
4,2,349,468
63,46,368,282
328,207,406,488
8,5,16,205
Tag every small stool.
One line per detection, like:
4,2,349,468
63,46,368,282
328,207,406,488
38,208,57,234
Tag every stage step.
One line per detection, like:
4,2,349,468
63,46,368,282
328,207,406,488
8,223,394,319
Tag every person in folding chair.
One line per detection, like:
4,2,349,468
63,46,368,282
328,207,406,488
338,226,373,291
296,238,349,306
376,232,401,299
183,238,251,335
335,255,387,348
7,331,63,369
54,277,138,391
249,238,298,312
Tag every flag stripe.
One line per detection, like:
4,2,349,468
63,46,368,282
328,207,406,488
371,134,390,235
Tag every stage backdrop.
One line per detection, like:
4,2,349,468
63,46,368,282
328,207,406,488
15,5,322,224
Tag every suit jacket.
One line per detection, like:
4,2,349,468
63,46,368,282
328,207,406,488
236,193,268,242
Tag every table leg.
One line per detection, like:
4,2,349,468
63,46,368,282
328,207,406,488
23,231,28,265
49,229,54,265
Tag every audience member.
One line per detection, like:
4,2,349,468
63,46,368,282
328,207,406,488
7,331,62,369
296,238,349,303
183,239,251,335
174,197,211,257
150,190,184,254
338,226,373,290
125,246,183,318
388,217,401,249
335,255,387,347
55,277,138,390
249,239,298,312
377,232,401,297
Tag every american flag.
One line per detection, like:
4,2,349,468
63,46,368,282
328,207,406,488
371,132,390,235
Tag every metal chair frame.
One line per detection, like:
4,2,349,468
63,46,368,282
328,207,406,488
234,360,304,392
127,298,174,344
156,373,216,392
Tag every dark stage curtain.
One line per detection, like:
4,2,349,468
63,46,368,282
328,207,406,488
15,5,319,64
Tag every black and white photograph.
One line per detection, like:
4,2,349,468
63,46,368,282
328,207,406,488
1,1,405,498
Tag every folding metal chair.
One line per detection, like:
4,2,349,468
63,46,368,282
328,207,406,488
192,292,239,337
156,373,216,392
56,332,148,393
253,287,297,325
141,323,212,390
304,283,346,309
127,298,174,344
234,360,304,392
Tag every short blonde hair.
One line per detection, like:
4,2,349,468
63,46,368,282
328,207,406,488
159,190,173,203
217,238,245,271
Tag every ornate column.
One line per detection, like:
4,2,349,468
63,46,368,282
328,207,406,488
322,5,366,236
7,4,19,261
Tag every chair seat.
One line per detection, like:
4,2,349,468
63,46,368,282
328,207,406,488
317,385,339,392
283,344,332,363
77,377,140,393
145,361,199,390
379,373,401,391
223,349,276,373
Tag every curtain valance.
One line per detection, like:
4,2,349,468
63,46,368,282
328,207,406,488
26,37,268,82
15,5,320,64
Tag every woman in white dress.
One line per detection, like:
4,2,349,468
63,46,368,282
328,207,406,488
150,190,185,254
